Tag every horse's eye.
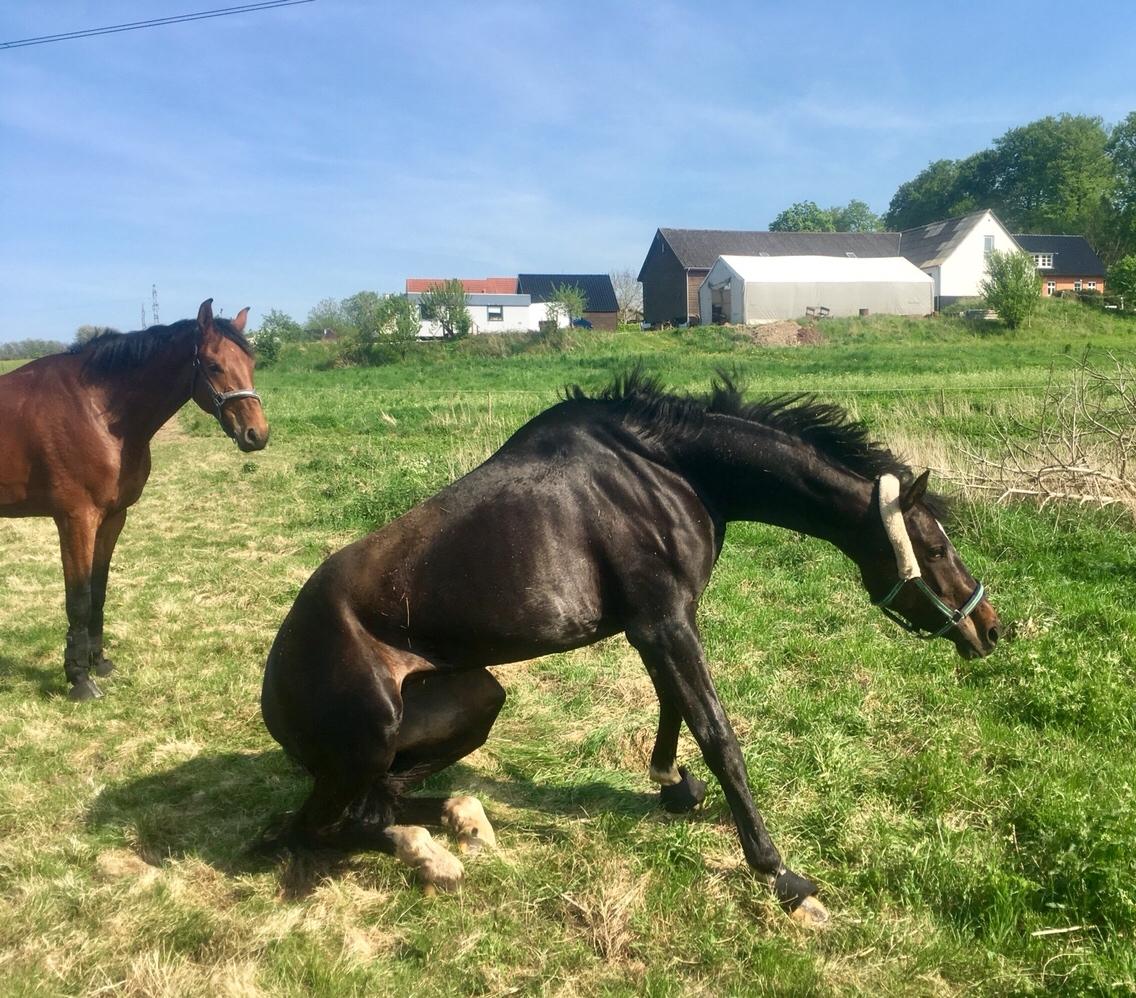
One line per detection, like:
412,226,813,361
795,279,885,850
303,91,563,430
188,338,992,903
928,546,947,561
209,364,223,375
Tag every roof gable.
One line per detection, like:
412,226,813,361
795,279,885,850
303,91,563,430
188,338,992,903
517,274,618,312
1012,234,1106,277
897,210,1019,268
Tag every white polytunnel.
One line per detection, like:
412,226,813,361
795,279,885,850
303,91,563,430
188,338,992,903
698,254,934,324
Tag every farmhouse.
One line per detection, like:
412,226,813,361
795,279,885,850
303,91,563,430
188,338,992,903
641,209,1102,323
698,255,933,325
1012,234,1107,297
404,274,617,336
896,209,1018,309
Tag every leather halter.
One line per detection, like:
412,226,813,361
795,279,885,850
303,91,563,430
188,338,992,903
190,340,262,435
872,474,986,640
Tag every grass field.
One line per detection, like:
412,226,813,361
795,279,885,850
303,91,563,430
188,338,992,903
2,304,1135,996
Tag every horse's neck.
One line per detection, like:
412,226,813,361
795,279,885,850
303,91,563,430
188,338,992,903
676,416,875,556
99,341,194,444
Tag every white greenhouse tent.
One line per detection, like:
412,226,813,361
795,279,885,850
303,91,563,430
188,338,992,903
698,254,934,325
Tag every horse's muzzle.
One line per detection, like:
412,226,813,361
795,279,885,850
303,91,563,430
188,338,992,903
236,424,269,452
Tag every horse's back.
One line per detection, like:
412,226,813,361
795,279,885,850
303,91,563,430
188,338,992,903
0,353,115,516
277,406,718,670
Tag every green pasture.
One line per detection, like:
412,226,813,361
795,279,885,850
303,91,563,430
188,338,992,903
1,304,1135,995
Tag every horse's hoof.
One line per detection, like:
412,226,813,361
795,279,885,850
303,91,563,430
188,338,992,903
388,825,465,892
659,767,706,813
441,795,497,854
93,656,115,677
67,677,103,702
789,895,831,929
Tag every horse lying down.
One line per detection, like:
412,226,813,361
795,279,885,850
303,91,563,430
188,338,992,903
260,373,999,926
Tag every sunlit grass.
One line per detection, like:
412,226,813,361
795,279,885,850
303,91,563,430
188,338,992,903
1,315,1135,994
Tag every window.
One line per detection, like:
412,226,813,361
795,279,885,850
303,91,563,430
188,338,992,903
1074,280,1082,291
1033,253,1053,268
1046,281,1056,296
487,305,504,322
1087,281,1097,291
984,235,995,257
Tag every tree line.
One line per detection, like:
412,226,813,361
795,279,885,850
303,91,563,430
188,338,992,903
769,112,1136,264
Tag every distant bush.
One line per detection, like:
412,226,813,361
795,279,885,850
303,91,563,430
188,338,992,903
980,250,1041,329
939,297,985,318
0,339,67,360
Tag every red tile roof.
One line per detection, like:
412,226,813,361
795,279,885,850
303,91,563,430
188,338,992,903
405,277,518,294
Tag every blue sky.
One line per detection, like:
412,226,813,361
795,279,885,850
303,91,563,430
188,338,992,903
2,0,1134,342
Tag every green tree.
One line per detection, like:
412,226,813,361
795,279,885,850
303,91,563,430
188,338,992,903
257,309,304,342
74,324,116,344
831,199,883,232
769,201,836,232
992,114,1113,238
1102,112,1136,263
980,250,1040,329
546,282,587,325
418,280,472,339
1107,255,1136,305
0,339,67,360
340,293,420,364
305,297,353,340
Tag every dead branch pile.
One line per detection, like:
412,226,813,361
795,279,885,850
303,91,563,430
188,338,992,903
959,350,1136,510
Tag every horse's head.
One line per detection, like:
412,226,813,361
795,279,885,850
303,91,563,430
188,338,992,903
862,471,1000,660
192,299,269,452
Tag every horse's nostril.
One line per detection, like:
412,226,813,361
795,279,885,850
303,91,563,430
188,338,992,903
244,427,259,445
988,626,999,645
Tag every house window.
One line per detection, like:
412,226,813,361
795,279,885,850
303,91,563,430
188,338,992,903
1087,281,1097,291
984,235,995,257
1074,280,1082,291
1033,253,1053,268
1046,281,1056,296
487,305,504,322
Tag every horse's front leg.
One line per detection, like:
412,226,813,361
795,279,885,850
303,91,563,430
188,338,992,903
88,509,127,678
54,510,102,701
628,610,829,927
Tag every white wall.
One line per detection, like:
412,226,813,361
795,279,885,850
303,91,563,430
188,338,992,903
938,211,1020,299
417,301,567,338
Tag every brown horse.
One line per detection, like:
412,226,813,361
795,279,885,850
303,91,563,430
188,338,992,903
260,373,999,926
0,299,268,701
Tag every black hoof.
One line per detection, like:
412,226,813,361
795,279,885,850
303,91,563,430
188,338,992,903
659,767,707,813
772,868,818,913
92,656,115,677
251,813,300,856
67,677,103,702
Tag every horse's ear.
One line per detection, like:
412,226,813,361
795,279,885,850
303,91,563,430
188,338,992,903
197,299,215,330
232,307,250,333
901,470,931,512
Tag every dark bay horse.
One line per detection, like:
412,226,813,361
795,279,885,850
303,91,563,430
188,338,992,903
0,300,268,701
261,373,999,925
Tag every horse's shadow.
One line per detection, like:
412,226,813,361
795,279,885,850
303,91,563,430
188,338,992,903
85,749,670,892
0,655,60,699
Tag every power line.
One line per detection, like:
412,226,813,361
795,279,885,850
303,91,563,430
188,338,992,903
1,1,315,50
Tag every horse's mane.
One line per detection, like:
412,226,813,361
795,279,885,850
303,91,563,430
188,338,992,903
70,317,252,374
565,369,948,514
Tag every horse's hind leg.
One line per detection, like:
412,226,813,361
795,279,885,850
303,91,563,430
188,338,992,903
54,509,101,701
88,509,127,678
647,678,707,814
371,669,506,854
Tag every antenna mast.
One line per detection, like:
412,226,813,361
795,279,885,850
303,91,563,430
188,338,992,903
151,284,160,326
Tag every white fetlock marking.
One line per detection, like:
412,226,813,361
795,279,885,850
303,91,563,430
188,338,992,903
386,824,464,889
649,764,682,786
441,795,497,852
